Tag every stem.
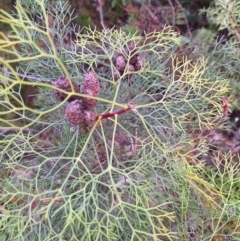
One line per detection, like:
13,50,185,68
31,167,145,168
6,71,51,83
98,0,106,29
97,105,135,120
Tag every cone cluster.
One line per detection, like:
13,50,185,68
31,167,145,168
53,76,80,102
113,42,145,81
52,72,100,125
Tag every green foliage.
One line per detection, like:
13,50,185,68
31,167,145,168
0,0,239,240
199,0,240,110
206,0,240,37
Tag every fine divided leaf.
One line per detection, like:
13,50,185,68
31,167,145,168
1,1,239,241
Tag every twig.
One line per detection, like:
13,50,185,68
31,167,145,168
167,0,175,29
6,71,51,83
91,159,107,173
0,127,39,136
175,0,193,42
97,0,106,29
142,4,158,23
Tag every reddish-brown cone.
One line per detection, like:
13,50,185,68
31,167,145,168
115,55,126,72
113,70,121,81
53,76,80,102
135,56,145,71
128,42,136,51
81,71,100,97
82,89,98,110
126,64,135,79
84,110,97,124
129,54,138,65
65,100,84,124
128,42,138,65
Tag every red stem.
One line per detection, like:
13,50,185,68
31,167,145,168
97,105,134,120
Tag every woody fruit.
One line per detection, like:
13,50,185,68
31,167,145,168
65,100,84,124
53,76,80,102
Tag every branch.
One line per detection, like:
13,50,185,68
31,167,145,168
5,71,51,83
97,0,106,29
98,105,135,120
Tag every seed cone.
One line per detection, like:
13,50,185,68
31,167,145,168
53,76,80,102
113,70,121,81
82,89,98,110
81,71,100,109
84,110,97,123
128,42,136,51
126,64,135,80
65,100,84,124
135,56,145,71
82,71,100,97
128,42,138,65
115,55,126,72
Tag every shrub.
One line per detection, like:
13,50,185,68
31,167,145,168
0,1,239,240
